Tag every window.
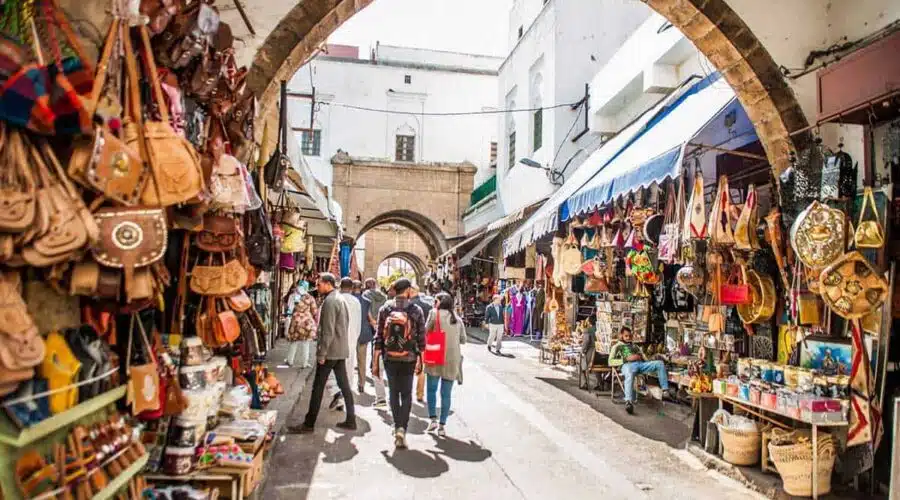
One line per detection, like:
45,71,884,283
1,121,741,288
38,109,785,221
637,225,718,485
395,135,415,162
404,74,412,84
508,131,516,169
489,142,498,167
518,26,524,39
300,129,321,156
532,109,542,152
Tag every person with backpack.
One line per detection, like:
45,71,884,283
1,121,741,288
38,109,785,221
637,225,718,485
293,273,357,433
372,278,426,449
424,292,467,437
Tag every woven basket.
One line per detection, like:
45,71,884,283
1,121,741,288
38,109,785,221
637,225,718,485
717,425,761,466
768,436,836,497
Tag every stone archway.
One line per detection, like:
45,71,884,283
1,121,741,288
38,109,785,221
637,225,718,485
247,0,810,177
380,251,428,277
357,210,448,261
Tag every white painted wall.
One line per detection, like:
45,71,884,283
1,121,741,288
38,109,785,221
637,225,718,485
287,46,501,189
463,194,505,234
496,0,650,214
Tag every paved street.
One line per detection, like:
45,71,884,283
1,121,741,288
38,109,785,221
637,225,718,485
260,336,762,500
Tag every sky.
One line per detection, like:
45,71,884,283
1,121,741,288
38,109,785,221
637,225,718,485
327,0,512,57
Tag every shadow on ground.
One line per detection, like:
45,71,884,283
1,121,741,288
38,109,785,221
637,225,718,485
536,376,692,448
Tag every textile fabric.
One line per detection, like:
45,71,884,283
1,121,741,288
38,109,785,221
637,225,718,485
424,310,467,381
287,293,318,341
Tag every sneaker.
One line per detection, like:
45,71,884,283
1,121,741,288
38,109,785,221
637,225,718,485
374,398,387,408
625,401,635,415
487,346,493,353
336,420,357,431
394,428,407,449
328,393,343,410
436,425,447,438
426,418,439,433
289,424,314,434
283,360,292,368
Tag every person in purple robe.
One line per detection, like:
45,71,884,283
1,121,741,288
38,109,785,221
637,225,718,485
509,287,527,337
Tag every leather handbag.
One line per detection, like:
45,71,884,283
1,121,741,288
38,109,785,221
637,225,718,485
264,83,291,192
124,27,204,207
67,18,148,206
720,266,751,305
584,275,609,293
734,184,761,251
91,207,167,301
209,154,251,212
708,175,734,246
790,201,846,270
125,314,160,416
190,254,249,297
854,187,884,249
213,301,241,345
707,307,725,333
141,0,179,35
280,221,307,253
819,251,889,319
197,214,240,252
0,125,36,233
683,175,707,241
0,272,45,382
245,205,274,271
227,290,252,312
40,331,81,414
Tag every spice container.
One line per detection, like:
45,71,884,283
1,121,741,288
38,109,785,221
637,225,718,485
164,447,195,475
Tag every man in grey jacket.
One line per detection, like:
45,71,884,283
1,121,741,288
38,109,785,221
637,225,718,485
295,273,356,433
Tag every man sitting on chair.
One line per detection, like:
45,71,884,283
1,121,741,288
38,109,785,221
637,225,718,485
609,326,673,415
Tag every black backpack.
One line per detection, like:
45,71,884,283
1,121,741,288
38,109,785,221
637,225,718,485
383,308,416,360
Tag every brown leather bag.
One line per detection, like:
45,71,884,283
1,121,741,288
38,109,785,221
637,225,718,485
213,300,241,345
67,18,148,206
0,272,45,373
91,208,168,302
197,214,240,252
190,254,248,297
227,289,252,312
125,314,160,416
124,26,204,207
0,125,37,233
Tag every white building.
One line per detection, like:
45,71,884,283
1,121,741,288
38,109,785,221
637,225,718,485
286,44,501,190
494,0,650,216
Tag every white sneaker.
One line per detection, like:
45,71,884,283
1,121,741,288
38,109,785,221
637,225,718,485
426,419,439,433
394,428,407,449
437,425,447,438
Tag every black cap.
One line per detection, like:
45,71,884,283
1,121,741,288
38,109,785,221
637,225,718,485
393,278,412,294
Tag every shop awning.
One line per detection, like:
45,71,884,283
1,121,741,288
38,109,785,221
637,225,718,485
501,77,708,257
486,197,545,232
563,73,736,218
436,227,488,261
458,231,500,267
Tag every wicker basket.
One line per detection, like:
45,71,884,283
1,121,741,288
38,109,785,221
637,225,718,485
717,425,761,466
768,435,836,497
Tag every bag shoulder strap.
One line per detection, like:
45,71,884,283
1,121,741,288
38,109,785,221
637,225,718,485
858,187,878,225
278,81,287,153
435,308,441,331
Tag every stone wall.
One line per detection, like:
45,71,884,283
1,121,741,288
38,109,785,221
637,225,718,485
360,225,429,277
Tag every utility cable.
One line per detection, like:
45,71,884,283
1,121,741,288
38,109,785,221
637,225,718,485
318,101,581,117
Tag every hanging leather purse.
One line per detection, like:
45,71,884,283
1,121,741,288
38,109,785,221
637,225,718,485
707,306,726,333
245,204,275,271
658,180,682,262
720,266,751,305
683,174,707,241
209,154,251,212
91,207,167,302
67,19,148,206
853,187,884,249
213,299,241,345
0,272,45,380
124,27,204,207
227,289,252,312
280,214,307,253
708,175,734,246
560,231,583,275
141,0,179,35
0,125,37,233
790,201,846,270
264,83,291,192
190,254,248,297
819,251,889,319
734,184,761,251
125,314,160,416
197,214,240,252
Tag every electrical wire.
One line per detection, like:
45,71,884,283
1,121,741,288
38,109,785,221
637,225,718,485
319,100,581,117
550,102,585,174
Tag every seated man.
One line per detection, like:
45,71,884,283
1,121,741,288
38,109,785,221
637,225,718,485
609,326,672,414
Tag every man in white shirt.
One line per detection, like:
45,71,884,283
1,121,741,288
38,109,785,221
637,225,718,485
328,278,362,410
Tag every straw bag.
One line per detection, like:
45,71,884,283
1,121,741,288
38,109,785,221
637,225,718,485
658,181,681,263
717,425,761,466
560,232,582,276
768,432,836,497
854,187,884,249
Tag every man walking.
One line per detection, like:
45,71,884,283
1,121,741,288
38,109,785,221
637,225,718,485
373,278,426,449
484,294,505,354
353,280,373,394
327,278,361,411
294,273,356,433
362,278,388,406
410,283,432,403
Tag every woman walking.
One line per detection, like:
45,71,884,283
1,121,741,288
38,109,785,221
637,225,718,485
424,292,467,437
286,281,318,368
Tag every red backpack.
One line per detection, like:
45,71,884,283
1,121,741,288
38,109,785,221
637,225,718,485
383,310,415,360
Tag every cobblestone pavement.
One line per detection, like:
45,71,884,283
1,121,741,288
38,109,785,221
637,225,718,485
258,334,764,500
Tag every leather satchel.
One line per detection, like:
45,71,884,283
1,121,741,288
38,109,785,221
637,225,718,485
734,184,761,251
125,314,160,416
209,155,251,212
91,207,168,301
0,125,37,232
819,251,889,319
264,83,291,191
67,18,148,206
213,301,241,345
197,214,240,252
245,205,275,271
227,289,252,312
0,272,45,373
124,27,204,207
191,254,248,297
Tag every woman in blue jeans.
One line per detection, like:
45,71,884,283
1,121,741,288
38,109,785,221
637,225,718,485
424,292,467,437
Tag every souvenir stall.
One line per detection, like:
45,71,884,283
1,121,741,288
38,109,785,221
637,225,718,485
0,1,298,498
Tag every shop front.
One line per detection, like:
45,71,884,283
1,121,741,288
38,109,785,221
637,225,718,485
0,2,336,498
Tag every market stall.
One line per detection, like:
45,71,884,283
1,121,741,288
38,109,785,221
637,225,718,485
0,1,319,498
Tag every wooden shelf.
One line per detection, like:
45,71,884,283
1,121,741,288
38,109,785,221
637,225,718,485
716,393,848,427
0,387,126,448
93,454,149,500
